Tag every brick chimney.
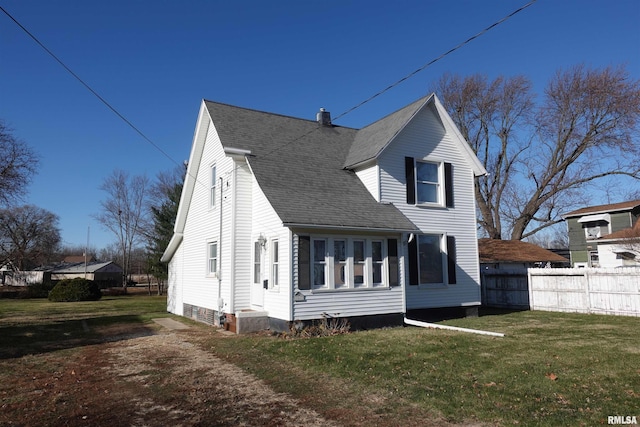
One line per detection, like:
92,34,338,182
316,108,331,126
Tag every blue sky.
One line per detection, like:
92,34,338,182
1,0,638,250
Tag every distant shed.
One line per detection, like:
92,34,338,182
51,262,123,288
478,239,569,309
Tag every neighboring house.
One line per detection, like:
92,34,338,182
562,200,640,267
478,238,569,309
478,238,569,269
161,94,487,332
63,255,94,264
50,261,123,288
592,217,640,268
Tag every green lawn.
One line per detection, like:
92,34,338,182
1,296,637,426
204,310,640,426
0,294,169,358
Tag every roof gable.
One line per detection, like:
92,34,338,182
343,94,487,176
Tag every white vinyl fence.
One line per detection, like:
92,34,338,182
528,268,640,317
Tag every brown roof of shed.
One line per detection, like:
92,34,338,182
563,200,640,218
478,238,569,263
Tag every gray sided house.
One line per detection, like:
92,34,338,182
563,200,640,267
162,95,487,333
51,261,123,288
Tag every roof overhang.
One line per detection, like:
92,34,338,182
577,213,611,223
284,223,418,234
161,233,183,263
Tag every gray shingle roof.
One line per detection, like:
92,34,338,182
205,101,418,231
344,95,430,168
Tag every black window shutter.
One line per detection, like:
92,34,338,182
446,235,457,284
444,162,454,208
408,235,419,286
405,157,416,204
298,236,311,290
388,239,399,287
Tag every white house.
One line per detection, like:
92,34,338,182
161,94,487,333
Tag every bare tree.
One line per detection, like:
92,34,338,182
435,65,640,240
94,170,149,291
0,121,39,207
142,165,185,295
0,205,61,270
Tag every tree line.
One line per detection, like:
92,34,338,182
1,64,638,281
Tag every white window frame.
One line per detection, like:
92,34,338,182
206,241,218,277
253,241,262,284
210,164,217,208
310,236,390,291
270,239,279,290
415,160,444,206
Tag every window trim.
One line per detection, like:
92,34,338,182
408,233,457,287
303,235,394,292
253,241,261,284
270,239,279,290
405,157,454,208
415,160,443,205
206,241,218,277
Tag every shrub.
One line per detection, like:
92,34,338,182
48,278,102,302
285,316,351,338
23,280,56,299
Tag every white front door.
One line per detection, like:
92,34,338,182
251,241,264,307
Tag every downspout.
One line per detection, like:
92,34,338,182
404,317,504,337
217,176,225,326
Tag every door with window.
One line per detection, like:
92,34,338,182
251,241,264,307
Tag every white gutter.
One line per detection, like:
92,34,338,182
404,317,504,337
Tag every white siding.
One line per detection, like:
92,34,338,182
179,121,235,314
293,288,404,321
167,239,184,315
354,162,380,201
292,233,404,320
250,170,291,320
231,161,253,311
378,105,481,309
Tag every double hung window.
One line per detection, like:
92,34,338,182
405,157,453,207
408,234,457,286
271,240,279,289
207,242,218,276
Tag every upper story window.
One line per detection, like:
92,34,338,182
416,161,441,204
298,236,399,291
210,165,217,208
405,157,453,208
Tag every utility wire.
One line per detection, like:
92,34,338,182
256,0,538,161
1,1,537,179
332,0,537,122
0,5,180,168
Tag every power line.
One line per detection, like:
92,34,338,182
332,0,538,122
0,5,180,168
257,0,538,161
1,1,537,193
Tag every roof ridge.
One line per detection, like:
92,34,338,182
203,99,358,130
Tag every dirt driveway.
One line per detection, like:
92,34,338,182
0,322,336,427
